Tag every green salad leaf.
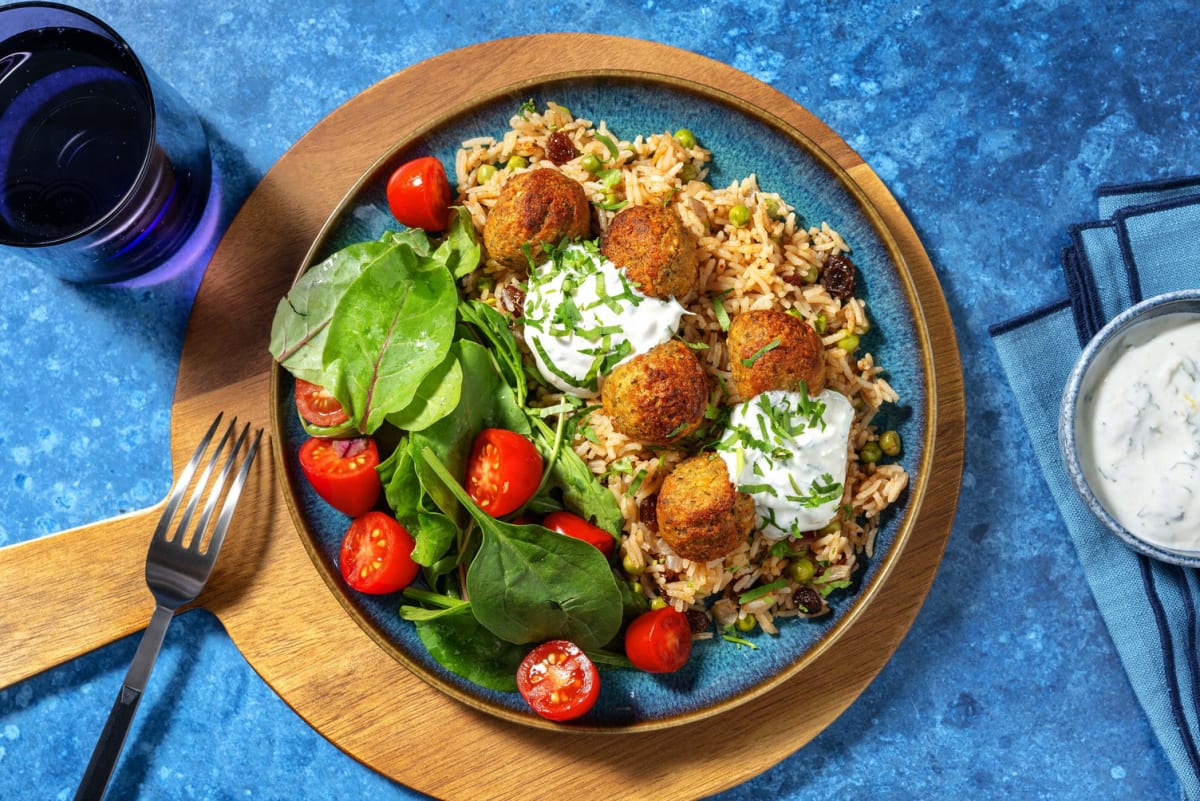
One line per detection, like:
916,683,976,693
418,447,624,650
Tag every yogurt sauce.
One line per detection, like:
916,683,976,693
716,388,854,540
1079,313,1200,551
522,241,687,397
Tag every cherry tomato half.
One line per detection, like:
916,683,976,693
623,606,693,673
298,436,381,517
386,156,451,231
543,510,616,558
294,378,349,428
516,640,600,722
466,428,544,517
339,511,419,594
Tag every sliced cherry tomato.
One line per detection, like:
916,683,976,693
623,606,693,673
339,511,419,594
466,428,544,517
294,378,349,428
386,156,451,231
516,640,600,722
298,436,381,517
543,510,615,558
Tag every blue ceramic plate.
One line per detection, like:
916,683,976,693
274,75,929,731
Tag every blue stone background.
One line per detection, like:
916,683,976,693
1,1,1195,798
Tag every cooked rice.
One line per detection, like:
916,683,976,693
454,103,909,634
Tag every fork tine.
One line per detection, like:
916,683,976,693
203,426,263,560
151,413,223,544
169,417,237,548
186,422,251,553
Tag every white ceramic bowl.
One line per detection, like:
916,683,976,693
1059,288,1200,567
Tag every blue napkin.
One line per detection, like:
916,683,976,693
990,177,1200,799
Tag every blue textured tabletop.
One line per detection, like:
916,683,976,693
2,1,1196,799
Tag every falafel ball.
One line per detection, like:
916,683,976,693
601,339,708,445
483,169,591,269
600,204,698,299
656,453,755,561
727,309,826,399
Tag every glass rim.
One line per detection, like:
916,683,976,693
0,0,158,248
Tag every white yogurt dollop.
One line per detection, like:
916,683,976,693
716,388,854,540
1079,313,1200,551
522,242,687,397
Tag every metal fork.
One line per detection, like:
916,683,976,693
74,413,263,801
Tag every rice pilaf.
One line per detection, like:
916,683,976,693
454,102,909,638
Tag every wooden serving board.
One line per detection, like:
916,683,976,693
0,35,964,800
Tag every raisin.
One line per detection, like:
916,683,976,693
793,587,824,615
822,254,857,301
502,283,525,318
638,494,659,532
545,131,576,166
686,608,712,635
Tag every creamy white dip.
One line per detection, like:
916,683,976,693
522,242,687,397
1078,313,1200,551
716,388,854,540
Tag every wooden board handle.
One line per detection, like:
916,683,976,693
0,510,158,688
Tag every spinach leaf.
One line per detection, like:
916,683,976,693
433,207,482,280
377,440,421,522
323,241,458,434
412,511,458,569
402,602,525,692
411,340,529,524
385,351,464,432
418,447,624,650
269,236,401,384
457,299,528,406
529,416,623,535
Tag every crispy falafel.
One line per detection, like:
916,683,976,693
600,204,698,299
656,453,756,561
482,169,591,269
727,309,826,399
601,339,708,445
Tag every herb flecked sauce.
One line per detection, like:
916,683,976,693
1079,313,1200,550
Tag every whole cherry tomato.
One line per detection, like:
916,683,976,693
298,436,381,517
623,606,692,673
339,511,418,594
516,640,600,721
294,378,348,428
466,428,544,517
543,510,616,558
386,156,451,231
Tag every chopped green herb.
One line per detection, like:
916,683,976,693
593,131,620,161
738,579,788,604
712,290,732,332
518,98,537,118
626,469,647,497
740,337,782,367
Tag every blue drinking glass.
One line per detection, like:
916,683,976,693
0,2,211,283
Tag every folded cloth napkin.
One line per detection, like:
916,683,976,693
990,176,1200,799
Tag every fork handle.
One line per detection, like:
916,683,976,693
74,604,175,801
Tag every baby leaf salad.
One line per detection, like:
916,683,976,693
270,184,657,721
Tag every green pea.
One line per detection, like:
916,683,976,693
802,264,819,284
735,614,756,632
622,555,644,576
764,198,780,218
837,332,860,352
650,597,668,611
729,204,751,228
860,442,883,464
474,275,495,292
786,557,815,583
674,127,697,149
814,313,828,335
879,429,902,456
820,519,842,536
679,163,698,182
580,153,603,174
475,164,497,185
505,155,527,171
